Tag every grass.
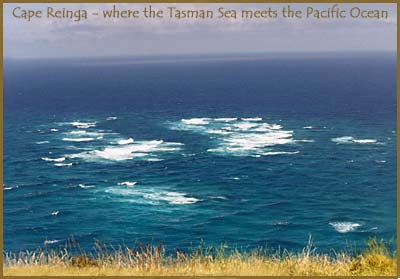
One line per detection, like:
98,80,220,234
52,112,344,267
3,237,397,276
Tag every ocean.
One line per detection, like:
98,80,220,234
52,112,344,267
4,53,397,254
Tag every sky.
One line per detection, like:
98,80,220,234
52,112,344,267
3,3,397,59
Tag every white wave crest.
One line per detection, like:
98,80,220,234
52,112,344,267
36,141,49,144
69,121,96,129
214,118,237,122
332,136,377,144
50,128,59,132
79,184,95,189
182,118,210,125
44,240,60,245
70,140,183,162
106,116,118,120
144,191,200,205
329,222,361,233
241,117,262,121
62,137,95,142
69,130,87,135
117,138,134,145
173,117,311,157
42,157,66,162
118,181,137,186
51,211,59,216
54,163,73,167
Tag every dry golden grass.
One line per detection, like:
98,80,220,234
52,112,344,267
3,238,396,276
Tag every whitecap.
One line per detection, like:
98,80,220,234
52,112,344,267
54,163,73,167
213,118,237,122
182,118,210,125
332,136,377,144
375,160,386,163
106,116,118,120
353,139,377,144
304,126,313,129
41,157,66,162
62,137,95,142
79,184,95,189
329,222,361,233
68,130,87,135
70,140,183,162
69,121,96,129
36,141,49,144
117,138,134,145
4,186,16,191
206,129,232,135
241,117,262,121
50,128,59,132
118,181,137,187
144,191,200,205
44,240,60,245
51,211,59,216
233,122,260,131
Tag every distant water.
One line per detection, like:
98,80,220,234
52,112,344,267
4,53,396,253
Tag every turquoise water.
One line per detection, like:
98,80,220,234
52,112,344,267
4,53,396,253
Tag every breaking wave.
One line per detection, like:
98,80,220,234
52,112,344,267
171,117,311,157
332,136,377,144
118,181,137,186
69,140,183,162
41,157,66,162
329,222,361,233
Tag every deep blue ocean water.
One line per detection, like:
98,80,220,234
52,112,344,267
4,53,397,254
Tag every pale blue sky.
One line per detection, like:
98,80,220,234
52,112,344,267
3,3,397,59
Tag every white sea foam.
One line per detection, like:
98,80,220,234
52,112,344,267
332,136,377,144
79,184,95,189
118,181,137,186
353,139,377,144
106,116,118,120
241,117,262,121
144,191,200,205
173,117,310,157
41,157,66,162
44,240,60,245
70,140,183,162
50,128,59,132
36,141,49,144
214,118,237,122
329,222,361,233
54,163,73,167
69,121,96,129
69,130,87,135
4,186,16,191
62,137,95,142
51,211,59,216
106,187,200,205
182,118,210,125
304,126,313,129
117,138,134,145
375,160,386,163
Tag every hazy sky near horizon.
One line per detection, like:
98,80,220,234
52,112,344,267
4,3,397,59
